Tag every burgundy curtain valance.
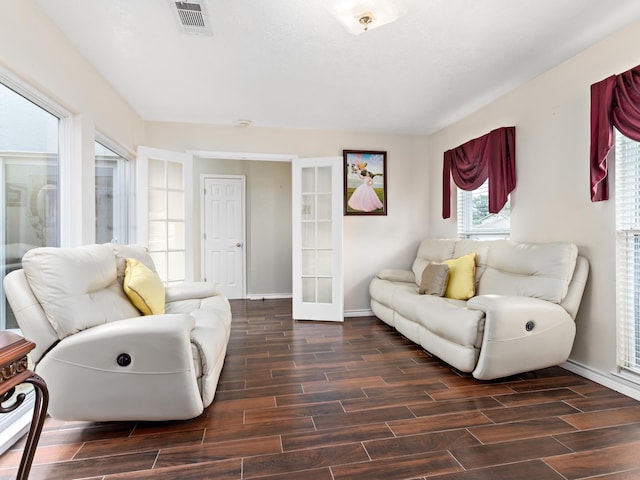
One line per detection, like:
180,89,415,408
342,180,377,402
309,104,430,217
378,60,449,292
590,65,640,202
442,126,516,219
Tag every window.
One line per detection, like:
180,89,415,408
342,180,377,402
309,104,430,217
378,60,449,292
0,75,67,455
457,180,510,239
0,81,61,330
95,139,129,244
615,130,640,376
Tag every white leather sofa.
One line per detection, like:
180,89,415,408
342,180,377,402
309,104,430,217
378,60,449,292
3,243,232,422
369,238,589,380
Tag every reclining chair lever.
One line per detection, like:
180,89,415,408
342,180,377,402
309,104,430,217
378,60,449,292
117,353,132,367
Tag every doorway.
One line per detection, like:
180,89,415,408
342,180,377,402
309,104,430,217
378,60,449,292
195,153,294,300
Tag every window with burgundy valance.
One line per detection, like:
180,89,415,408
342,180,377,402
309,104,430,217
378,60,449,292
590,64,640,201
442,126,516,220
595,64,640,377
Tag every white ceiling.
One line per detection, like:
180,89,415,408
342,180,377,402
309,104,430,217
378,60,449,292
34,0,640,135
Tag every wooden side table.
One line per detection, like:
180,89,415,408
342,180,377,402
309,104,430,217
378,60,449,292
0,331,48,480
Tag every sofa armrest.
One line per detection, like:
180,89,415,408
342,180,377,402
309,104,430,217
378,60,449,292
467,295,576,380
165,282,220,302
42,313,197,372
375,269,416,284
37,313,204,421
467,295,572,340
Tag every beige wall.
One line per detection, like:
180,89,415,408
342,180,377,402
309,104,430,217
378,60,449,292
428,20,640,380
145,122,430,311
0,0,145,245
194,158,292,297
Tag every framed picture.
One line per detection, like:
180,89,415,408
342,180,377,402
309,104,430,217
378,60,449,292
343,150,387,215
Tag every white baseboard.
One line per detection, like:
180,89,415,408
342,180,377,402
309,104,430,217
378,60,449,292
246,293,292,301
562,359,640,401
344,309,374,317
243,296,374,318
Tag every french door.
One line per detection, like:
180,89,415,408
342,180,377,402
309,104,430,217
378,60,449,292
292,157,343,321
136,146,193,283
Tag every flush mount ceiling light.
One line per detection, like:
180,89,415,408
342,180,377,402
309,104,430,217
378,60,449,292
322,0,407,34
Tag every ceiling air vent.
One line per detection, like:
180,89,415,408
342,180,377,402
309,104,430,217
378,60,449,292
172,0,212,36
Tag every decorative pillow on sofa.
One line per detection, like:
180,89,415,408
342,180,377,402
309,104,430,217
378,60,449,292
123,258,165,315
442,252,477,300
419,263,450,296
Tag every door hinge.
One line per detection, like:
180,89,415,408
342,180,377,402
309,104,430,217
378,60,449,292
203,232,206,240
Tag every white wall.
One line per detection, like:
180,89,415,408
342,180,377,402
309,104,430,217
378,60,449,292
145,122,430,312
0,0,145,245
428,20,640,382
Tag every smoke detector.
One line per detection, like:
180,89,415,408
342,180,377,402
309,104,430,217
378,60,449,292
171,0,212,36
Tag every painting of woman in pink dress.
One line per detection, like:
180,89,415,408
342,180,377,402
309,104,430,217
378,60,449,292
348,170,383,212
344,150,387,215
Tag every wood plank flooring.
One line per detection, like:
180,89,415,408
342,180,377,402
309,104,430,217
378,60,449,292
1,298,640,479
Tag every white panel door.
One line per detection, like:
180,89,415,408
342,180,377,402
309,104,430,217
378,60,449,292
136,146,193,283
292,157,343,321
203,176,245,299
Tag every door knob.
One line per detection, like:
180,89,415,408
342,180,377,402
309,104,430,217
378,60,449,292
236,242,242,247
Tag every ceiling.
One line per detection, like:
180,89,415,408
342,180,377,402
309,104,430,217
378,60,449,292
34,0,640,135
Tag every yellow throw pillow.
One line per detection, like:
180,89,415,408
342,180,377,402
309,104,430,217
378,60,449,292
442,252,477,300
123,258,165,315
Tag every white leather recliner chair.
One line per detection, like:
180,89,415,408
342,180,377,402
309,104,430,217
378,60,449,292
3,243,232,422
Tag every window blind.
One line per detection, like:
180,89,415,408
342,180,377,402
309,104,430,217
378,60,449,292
616,130,640,375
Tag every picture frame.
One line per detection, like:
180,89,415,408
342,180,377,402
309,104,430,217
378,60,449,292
343,150,387,215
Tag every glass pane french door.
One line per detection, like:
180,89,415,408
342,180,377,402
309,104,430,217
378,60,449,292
292,157,343,321
136,146,193,284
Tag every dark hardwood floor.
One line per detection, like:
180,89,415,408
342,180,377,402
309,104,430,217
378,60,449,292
1,298,640,479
